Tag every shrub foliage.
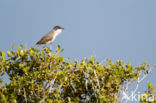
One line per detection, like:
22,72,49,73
0,45,155,103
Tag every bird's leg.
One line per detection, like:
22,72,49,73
50,43,52,52
44,44,47,49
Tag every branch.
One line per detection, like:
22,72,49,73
23,88,27,103
45,76,57,91
124,66,153,103
93,69,100,89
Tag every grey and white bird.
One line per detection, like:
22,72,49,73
34,26,64,48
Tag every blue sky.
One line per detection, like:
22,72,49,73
0,0,156,101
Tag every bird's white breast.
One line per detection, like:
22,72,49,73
52,29,62,42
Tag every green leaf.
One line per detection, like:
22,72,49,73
67,97,71,102
20,50,24,56
30,50,34,56
45,47,50,53
41,50,44,54
144,61,147,65
90,56,94,63
127,62,131,67
20,44,24,48
7,51,11,57
147,83,152,89
17,45,21,51
12,44,14,49
19,64,24,68
60,48,64,53
0,51,5,59
23,67,30,73
56,45,61,52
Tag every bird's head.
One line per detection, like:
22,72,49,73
53,26,64,34
54,26,64,30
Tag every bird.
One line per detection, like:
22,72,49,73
34,26,64,48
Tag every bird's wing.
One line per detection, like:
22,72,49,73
36,35,53,45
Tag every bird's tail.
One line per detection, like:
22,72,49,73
32,44,39,48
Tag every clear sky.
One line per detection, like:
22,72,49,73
0,0,156,101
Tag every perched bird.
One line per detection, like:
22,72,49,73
34,26,64,48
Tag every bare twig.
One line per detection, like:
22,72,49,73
123,67,153,103
45,76,57,91
40,92,46,103
23,88,27,103
93,69,100,89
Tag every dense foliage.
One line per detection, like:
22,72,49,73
0,45,155,103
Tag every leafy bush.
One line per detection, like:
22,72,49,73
0,45,155,103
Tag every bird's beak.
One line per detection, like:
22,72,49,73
62,28,64,30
